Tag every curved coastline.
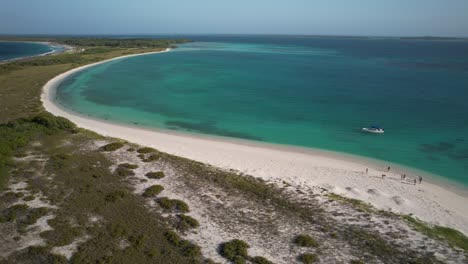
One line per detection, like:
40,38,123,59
41,49,468,235
0,41,69,63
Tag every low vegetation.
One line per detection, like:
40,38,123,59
137,147,157,154
175,214,200,231
298,253,318,264
250,256,274,264
142,185,164,197
157,197,190,213
293,234,319,248
402,215,468,251
99,142,125,152
118,163,138,169
219,239,250,262
145,171,165,179
142,153,160,162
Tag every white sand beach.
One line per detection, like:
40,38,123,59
41,50,468,235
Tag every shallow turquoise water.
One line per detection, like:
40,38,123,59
0,41,55,61
55,36,468,186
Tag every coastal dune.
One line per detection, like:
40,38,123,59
41,49,468,235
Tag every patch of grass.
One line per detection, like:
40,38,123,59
142,185,164,197
118,163,138,169
293,234,319,248
4,246,68,263
175,214,200,231
402,215,468,251
298,253,318,264
22,207,49,226
350,260,365,264
105,190,128,202
40,217,83,247
145,171,165,179
137,147,157,154
114,166,135,177
0,204,29,222
99,142,125,152
219,239,249,261
23,195,35,201
250,256,274,264
157,197,190,213
143,154,160,162
127,148,135,152
327,193,375,213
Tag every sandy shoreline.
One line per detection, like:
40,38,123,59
0,40,72,63
41,49,468,235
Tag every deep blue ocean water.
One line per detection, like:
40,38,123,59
55,36,468,186
0,41,56,61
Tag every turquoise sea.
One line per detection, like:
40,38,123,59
55,36,468,186
0,41,57,61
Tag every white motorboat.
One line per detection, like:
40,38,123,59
362,126,384,134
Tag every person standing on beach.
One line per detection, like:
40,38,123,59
387,166,391,172
414,179,417,185
403,174,406,180
366,168,368,174
419,176,423,184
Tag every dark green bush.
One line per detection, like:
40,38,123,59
118,163,138,169
157,197,189,213
100,142,125,151
105,190,127,202
145,171,165,179
142,185,164,197
143,154,160,162
176,214,200,231
137,147,157,154
0,204,29,222
298,253,318,264
114,167,135,177
294,234,319,248
251,256,274,264
219,239,249,261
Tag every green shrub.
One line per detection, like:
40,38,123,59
233,256,246,264
294,234,319,248
350,260,365,264
157,197,189,213
164,230,183,246
30,114,76,132
298,253,318,264
145,171,165,179
118,163,138,169
137,147,157,154
0,204,29,222
143,154,160,162
142,185,164,197
105,190,127,202
219,239,249,261
23,195,35,201
176,214,200,231
251,256,274,264
127,148,135,152
182,243,201,258
22,207,48,226
100,142,125,151
114,167,135,177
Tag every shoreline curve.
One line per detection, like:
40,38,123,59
41,48,468,235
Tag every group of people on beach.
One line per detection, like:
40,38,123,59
365,167,423,185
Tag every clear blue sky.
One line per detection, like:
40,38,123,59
1,0,467,37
